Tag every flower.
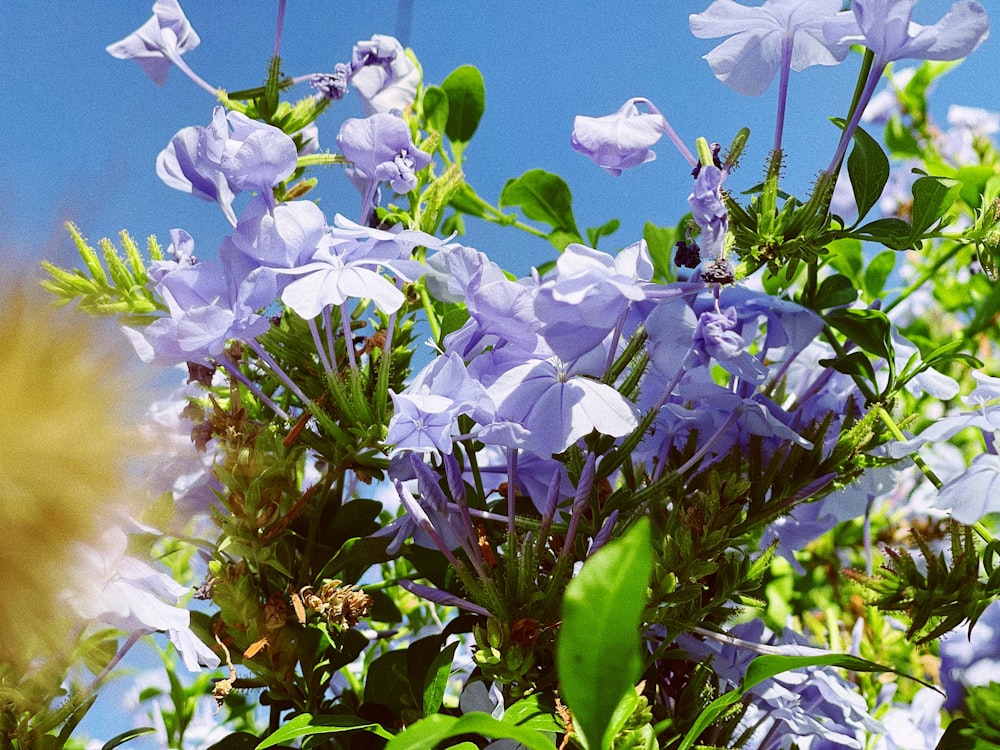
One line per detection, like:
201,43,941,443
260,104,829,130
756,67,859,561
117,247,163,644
486,355,638,457
688,164,729,262
156,126,238,225
845,0,989,66
570,98,666,176
123,255,271,366
106,0,200,86
311,64,351,101
934,453,1000,523
156,107,298,223
689,0,858,96
337,113,432,194
533,241,654,362
349,34,420,115
201,108,298,200
63,526,220,671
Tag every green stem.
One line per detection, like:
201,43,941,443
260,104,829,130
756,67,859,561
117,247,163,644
873,406,992,543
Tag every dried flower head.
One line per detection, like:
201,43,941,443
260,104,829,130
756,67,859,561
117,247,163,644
0,283,145,661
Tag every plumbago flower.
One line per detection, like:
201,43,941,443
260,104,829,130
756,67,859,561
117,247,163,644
106,0,215,95
279,214,440,319
689,0,858,97
62,526,219,672
337,112,432,223
571,97,697,174
824,0,989,172
106,0,200,86
157,106,299,225
349,34,420,115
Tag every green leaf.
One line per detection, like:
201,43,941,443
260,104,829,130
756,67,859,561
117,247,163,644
819,351,878,387
863,250,896,299
101,728,158,750
826,238,863,282
643,221,677,281
256,714,394,748
847,125,890,221
910,175,962,236
855,217,916,250
384,713,556,750
500,169,582,241
422,85,450,134
586,218,620,248
423,640,460,715
826,308,893,361
210,733,277,750
813,274,858,309
557,518,652,750
441,65,485,145
503,694,563,733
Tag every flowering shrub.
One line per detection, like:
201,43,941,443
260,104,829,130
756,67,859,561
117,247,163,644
10,0,1000,748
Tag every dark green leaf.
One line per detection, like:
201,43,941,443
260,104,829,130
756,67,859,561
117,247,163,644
422,640,460,715
819,352,877,387
441,65,485,144
813,274,858,309
826,308,893,361
911,175,962,236
855,218,916,250
933,719,980,750
101,728,158,750
558,519,651,750
211,733,277,750
847,125,890,221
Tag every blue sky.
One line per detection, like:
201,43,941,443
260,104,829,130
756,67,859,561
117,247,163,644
1,0,997,743
3,1,995,282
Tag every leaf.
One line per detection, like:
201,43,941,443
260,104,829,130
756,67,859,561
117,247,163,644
422,640,460,715
826,308,893,361
101,728,157,750
813,274,858,309
441,65,485,145
210,733,277,750
503,694,563,733
557,518,652,750
643,221,677,281
256,714,394,748
384,712,556,750
819,351,877,387
910,175,962,236
847,125,890,221
586,218,620,248
855,217,916,250
422,85,450,134
500,169,582,242
863,250,896,299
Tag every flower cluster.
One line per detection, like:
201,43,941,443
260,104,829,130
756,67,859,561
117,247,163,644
27,0,1000,748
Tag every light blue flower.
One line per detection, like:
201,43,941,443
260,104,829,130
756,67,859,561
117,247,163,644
690,0,858,96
